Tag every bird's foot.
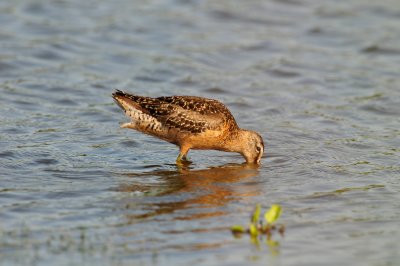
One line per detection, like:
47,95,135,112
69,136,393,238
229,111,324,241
182,155,192,163
120,122,135,129
176,154,192,165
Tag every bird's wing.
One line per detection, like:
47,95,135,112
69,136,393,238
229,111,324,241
113,91,238,134
153,97,235,134
156,96,227,115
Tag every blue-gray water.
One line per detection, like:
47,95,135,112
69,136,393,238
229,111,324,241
1,0,400,265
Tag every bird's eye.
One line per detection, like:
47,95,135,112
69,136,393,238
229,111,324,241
256,146,262,153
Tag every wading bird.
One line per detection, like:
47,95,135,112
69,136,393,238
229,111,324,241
112,90,264,164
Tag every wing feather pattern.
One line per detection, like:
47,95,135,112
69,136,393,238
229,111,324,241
113,90,238,134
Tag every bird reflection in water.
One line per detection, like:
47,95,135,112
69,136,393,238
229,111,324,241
116,163,261,222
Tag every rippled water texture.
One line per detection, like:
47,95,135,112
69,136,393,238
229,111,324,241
1,0,400,265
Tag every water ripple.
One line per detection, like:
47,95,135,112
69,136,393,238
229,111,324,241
0,0,399,265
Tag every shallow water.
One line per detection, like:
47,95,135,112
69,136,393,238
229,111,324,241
1,0,400,265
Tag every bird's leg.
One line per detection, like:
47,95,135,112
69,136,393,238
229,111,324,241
120,122,135,129
176,145,191,164
176,153,189,166
181,149,191,161
176,153,184,162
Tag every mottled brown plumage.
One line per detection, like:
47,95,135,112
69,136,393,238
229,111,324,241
112,90,264,164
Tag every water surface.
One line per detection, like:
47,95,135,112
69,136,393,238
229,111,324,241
1,0,399,265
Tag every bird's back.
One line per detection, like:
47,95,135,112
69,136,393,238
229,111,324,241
112,90,239,146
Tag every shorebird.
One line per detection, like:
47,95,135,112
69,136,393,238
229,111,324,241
112,90,264,164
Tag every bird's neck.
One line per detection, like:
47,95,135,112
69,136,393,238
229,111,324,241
221,129,248,153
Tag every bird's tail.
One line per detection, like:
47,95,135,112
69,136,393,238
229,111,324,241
112,90,147,113
112,90,163,132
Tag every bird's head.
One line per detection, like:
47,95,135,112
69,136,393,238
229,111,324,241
238,130,264,164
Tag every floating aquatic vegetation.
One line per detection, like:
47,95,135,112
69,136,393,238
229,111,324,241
231,204,285,241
